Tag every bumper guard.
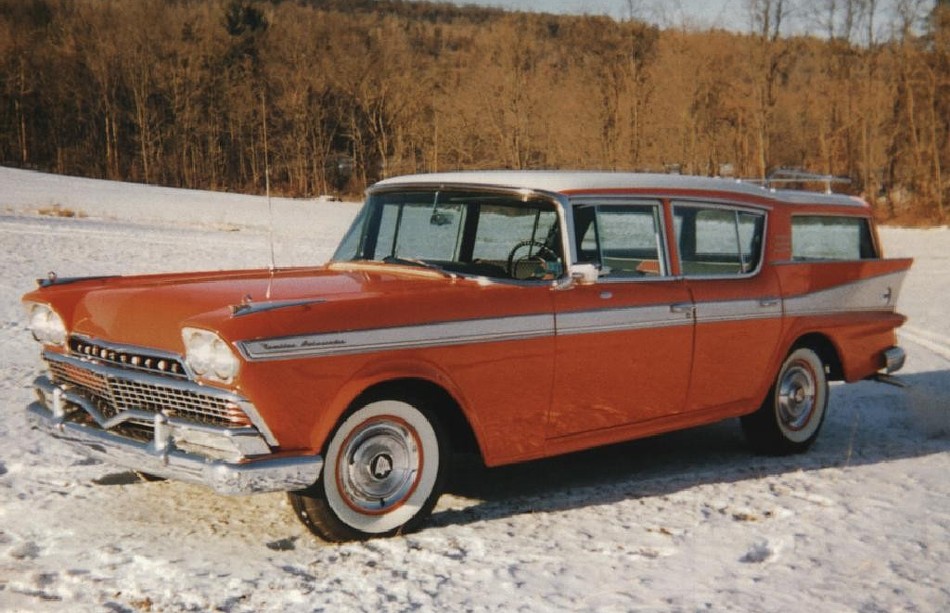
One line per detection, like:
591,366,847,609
28,376,322,495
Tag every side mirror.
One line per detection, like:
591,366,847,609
569,264,600,285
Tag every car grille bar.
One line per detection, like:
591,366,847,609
44,351,253,430
69,336,189,378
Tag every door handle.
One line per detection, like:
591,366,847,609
759,297,780,308
670,303,695,317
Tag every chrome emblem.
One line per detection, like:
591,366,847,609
370,454,394,480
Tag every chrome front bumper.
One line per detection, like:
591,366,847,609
28,376,323,495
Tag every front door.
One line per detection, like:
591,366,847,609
548,199,694,438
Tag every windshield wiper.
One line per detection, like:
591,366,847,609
381,256,455,278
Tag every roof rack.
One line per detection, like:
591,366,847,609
745,168,852,194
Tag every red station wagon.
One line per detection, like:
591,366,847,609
23,171,911,541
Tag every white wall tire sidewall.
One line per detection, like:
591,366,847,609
775,349,827,444
323,400,440,535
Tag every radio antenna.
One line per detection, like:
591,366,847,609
262,90,276,300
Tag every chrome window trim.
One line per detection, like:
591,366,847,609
664,195,772,212
567,196,672,281
788,213,879,260
340,184,573,284
671,200,769,280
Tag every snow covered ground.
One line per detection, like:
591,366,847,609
0,166,947,611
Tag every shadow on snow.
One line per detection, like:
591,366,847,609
432,369,950,530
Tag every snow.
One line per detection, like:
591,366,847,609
1,166,948,611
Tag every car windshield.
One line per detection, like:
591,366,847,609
332,189,564,281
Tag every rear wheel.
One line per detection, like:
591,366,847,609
289,397,449,542
741,347,828,455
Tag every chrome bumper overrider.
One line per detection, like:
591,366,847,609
29,376,322,495
883,346,906,374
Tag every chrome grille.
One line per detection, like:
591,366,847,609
47,358,251,429
69,336,188,378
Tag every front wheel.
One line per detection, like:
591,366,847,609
289,397,449,542
741,347,829,455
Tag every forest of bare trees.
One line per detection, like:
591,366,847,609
0,0,946,221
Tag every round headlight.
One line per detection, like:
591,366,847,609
182,327,239,382
27,303,67,346
210,338,239,380
185,332,212,375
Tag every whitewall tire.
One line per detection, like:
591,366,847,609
741,347,829,455
290,397,449,542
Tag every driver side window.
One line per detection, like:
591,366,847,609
472,205,562,280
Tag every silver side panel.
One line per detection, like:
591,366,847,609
239,313,556,360
694,298,783,323
239,272,905,361
556,304,691,335
784,270,907,316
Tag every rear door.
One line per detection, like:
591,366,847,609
672,202,783,413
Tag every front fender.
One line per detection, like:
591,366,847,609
307,355,483,456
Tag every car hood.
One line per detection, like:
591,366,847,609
25,263,533,354
24,267,451,351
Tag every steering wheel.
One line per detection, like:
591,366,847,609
506,240,557,279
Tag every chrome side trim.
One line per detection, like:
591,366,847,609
239,313,556,360
27,400,322,495
556,304,692,336
694,297,783,323
237,274,903,361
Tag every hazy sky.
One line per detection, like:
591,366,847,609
416,0,918,39
423,0,748,30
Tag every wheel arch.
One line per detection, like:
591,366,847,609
310,371,484,463
350,378,482,456
789,332,844,381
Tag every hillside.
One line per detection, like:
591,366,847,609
0,0,947,221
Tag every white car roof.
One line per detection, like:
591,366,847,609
372,170,865,207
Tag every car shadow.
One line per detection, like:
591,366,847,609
432,369,950,530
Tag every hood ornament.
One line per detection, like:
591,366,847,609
231,297,327,317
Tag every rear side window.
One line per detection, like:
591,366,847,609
673,204,765,276
792,216,877,260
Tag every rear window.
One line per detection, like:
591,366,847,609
792,216,877,260
672,204,765,276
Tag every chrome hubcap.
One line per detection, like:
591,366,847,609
339,419,421,513
777,362,816,431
